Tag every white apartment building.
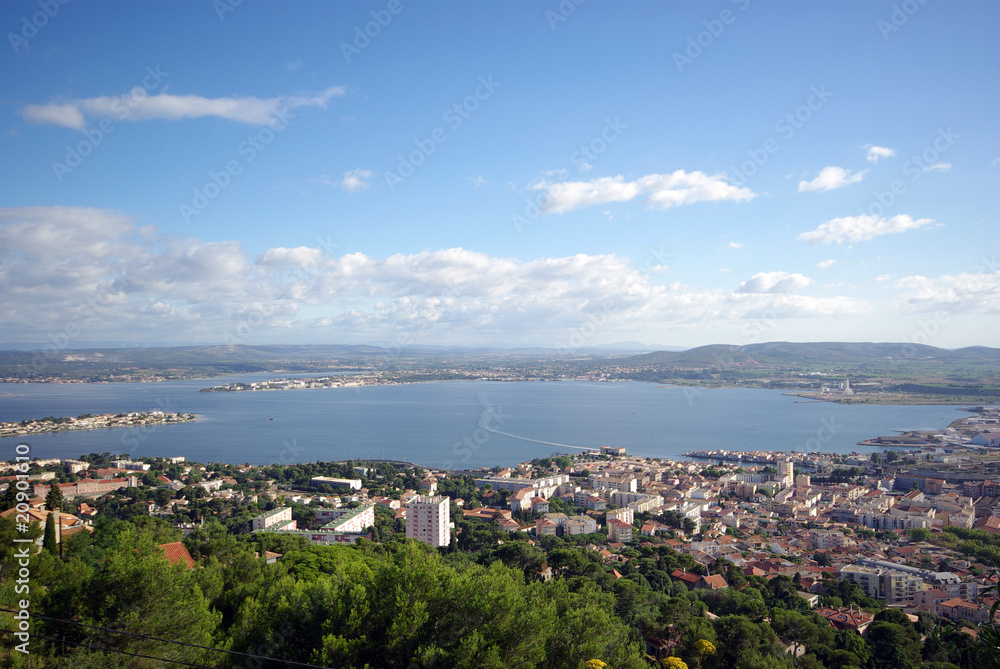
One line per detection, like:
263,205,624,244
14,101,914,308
252,506,295,532
474,475,570,498
316,504,376,533
405,495,451,548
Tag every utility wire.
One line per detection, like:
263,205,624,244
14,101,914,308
0,608,332,668
1,628,214,668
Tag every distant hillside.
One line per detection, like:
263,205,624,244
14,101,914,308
624,342,1000,368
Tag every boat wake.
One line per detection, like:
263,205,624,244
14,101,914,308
479,426,593,451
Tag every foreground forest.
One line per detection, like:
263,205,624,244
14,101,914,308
1,508,997,668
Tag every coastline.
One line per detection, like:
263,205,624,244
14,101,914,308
0,411,197,439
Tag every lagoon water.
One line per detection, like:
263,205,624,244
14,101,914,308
0,374,965,469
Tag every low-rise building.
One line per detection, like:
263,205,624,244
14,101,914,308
310,477,363,491
607,518,633,543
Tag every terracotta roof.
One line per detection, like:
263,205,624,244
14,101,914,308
701,574,729,589
159,542,195,569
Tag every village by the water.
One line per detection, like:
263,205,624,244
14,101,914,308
4,380,1000,649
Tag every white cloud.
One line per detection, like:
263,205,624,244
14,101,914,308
21,103,85,129
871,274,893,283
797,166,867,192
736,271,813,294
895,271,1000,314
816,259,836,269
923,162,951,173
578,162,593,172
339,169,373,192
865,145,895,163
797,214,934,245
728,241,744,249
22,87,345,129
532,170,755,215
728,293,872,319
0,206,875,346
468,174,487,188
312,169,373,192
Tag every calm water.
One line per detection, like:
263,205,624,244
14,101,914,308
0,376,965,469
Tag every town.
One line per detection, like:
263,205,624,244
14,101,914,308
2,405,999,666
0,410,196,438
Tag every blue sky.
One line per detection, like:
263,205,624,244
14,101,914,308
1,1,997,350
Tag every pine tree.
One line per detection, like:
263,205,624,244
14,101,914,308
43,512,57,553
46,483,64,511
0,483,17,512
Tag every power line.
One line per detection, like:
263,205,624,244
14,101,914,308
0,608,332,668
1,629,214,668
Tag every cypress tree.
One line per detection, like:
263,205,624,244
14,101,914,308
43,512,57,553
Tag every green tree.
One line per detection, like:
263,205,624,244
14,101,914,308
712,615,763,667
45,483,64,511
977,559,1000,668
866,621,921,669
42,511,58,553
834,628,870,666
77,525,221,668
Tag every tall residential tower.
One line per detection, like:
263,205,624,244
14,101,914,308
405,495,450,548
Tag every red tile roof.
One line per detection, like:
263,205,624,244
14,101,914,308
159,542,195,569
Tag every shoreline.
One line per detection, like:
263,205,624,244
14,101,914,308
2,369,996,407
0,411,197,440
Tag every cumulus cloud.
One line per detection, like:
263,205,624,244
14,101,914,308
736,271,813,294
531,170,755,215
728,293,872,320
895,271,1000,314
865,145,895,163
728,241,744,249
22,87,345,129
0,206,876,347
340,169,373,192
816,259,836,269
797,214,934,245
311,169,373,192
798,166,867,192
